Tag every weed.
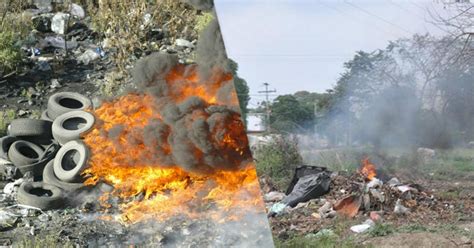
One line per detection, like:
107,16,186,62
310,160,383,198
0,109,16,136
275,233,366,248
368,223,394,237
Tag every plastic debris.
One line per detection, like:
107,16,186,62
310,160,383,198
51,12,70,35
387,177,401,187
268,202,288,217
77,49,101,65
0,210,19,231
350,219,375,233
69,3,85,19
3,179,24,195
367,177,383,188
175,39,194,48
394,199,410,215
264,191,286,202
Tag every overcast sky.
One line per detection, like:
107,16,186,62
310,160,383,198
214,0,450,106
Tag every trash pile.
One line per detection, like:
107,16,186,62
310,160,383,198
0,91,95,211
265,160,458,237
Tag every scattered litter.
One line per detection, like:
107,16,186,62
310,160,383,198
175,39,194,48
268,202,288,217
51,12,70,35
367,177,383,188
387,177,401,186
369,211,383,222
333,194,361,218
394,199,410,215
0,210,19,230
77,49,101,65
350,219,375,233
69,3,85,19
3,179,24,195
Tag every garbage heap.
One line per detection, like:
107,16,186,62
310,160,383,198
0,92,96,210
265,163,459,237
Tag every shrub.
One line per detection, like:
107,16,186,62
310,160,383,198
253,135,302,190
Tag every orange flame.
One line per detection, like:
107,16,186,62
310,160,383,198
82,66,264,223
359,158,376,180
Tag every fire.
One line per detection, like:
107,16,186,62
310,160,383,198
359,158,376,180
82,65,263,223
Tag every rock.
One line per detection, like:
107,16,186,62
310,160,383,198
311,212,321,220
77,49,100,65
51,13,70,35
69,3,85,19
264,191,285,202
175,39,194,48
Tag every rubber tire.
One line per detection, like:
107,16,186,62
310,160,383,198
43,160,86,192
47,92,92,120
8,119,53,139
0,136,17,160
52,110,95,145
15,142,59,178
16,181,64,210
8,141,44,166
53,140,89,183
40,110,53,122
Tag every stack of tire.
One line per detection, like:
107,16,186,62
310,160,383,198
0,92,95,210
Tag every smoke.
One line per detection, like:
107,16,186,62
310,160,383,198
196,18,231,78
103,10,249,174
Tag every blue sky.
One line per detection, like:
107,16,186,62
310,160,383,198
215,0,449,107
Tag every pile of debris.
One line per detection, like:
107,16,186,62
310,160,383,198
265,160,458,237
0,91,97,212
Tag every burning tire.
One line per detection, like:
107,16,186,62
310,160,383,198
43,160,85,192
7,119,53,139
52,110,95,145
17,181,64,210
8,141,44,166
40,110,53,122
0,136,17,160
53,140,89,183
47,92,92,120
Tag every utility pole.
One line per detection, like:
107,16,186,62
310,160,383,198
258,83,276,132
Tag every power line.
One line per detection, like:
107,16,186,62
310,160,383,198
316,0,402,39
344,0,414,36
257,83,276,132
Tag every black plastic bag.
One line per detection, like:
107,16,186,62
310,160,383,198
282,165,331,207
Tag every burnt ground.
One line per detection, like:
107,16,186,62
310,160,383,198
0,206,274,247
267,170,474,248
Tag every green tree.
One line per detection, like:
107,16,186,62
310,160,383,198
228,59,250,125
269,94,314,133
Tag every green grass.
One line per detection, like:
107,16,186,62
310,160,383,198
368,223,395,237
275,233,366,248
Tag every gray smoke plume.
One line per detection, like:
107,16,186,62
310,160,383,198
124,32,247,174
196,18,231,79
